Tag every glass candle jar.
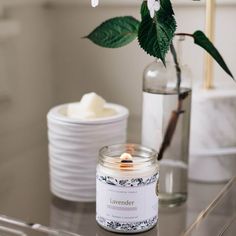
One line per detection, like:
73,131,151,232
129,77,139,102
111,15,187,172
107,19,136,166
96,144,159,234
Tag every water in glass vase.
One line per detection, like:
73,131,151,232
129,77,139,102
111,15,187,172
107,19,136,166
142,87,192,207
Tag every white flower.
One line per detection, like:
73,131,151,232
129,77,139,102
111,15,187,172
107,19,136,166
147,0,160,18
91,0,99,7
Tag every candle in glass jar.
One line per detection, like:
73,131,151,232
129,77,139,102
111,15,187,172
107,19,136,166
96,144,159,234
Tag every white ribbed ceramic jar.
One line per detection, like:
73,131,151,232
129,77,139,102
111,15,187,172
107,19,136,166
96,144,159,234
47,103,129,202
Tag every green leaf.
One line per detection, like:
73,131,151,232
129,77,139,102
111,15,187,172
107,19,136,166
160,0,175,15
85,16,140,48
138,1,176,64
193,30,234,79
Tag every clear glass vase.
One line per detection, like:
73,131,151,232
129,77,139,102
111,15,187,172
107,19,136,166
141,54,192,207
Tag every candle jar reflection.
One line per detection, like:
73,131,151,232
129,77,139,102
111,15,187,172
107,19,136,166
50,197,96,236
159,204,187,236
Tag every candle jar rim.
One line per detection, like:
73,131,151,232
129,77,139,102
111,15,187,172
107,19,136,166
99,143,158,171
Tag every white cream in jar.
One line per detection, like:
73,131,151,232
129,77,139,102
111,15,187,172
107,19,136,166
96,144,159,234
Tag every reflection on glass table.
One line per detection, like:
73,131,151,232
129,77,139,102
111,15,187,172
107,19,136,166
50,198,160,236
2,177,235,236
0,182,230,236
183,177,236,236
0,147,234,236
0,214,80,236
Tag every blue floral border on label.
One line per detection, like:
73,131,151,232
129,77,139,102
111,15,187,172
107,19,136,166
97,215,158,232
96,173,158,187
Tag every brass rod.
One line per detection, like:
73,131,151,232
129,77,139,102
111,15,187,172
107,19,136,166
204,0,216,89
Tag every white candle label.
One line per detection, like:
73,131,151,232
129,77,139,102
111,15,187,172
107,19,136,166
96,172,158,232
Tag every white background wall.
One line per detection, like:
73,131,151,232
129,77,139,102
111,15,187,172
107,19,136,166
0,0,235,149
0,4,53,222
0,0,236,201
49,1,236,141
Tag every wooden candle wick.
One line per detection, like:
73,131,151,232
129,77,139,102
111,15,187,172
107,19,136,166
120,153,133,169
204,0,216,90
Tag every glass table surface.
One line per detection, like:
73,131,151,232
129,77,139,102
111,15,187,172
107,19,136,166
183,177,236,236
0,146,234,236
